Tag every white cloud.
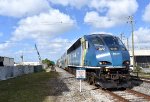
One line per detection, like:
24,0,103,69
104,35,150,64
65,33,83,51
38,38,74,51
0,0,50,18
91,31,112,35
129,27,150,49
84,0,138,28
84,11,116,28
0,9,76,60
143,3,150,22
89,0,108,12
49,0,89,9
106,0,138,18
133,27,150,43
11,9,76,41
0,42,9,50
0,37,75,62
0,9,76,61
33,37,75,61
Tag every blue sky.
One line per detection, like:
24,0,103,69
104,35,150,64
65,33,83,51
0,0,150,63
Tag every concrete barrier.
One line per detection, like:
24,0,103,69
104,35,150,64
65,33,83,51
24,65,34,74
0,65,39,80
6,66,13,78
34,65,43,72
0,67,7,80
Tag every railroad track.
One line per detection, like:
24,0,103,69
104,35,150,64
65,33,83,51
139,78,150,83
131,76,150,83
64,68,150,101
104,88,150,102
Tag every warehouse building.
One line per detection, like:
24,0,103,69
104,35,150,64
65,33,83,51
0,56,14,66
14,62,41,66
129,50,150,68
22,62,40,66
129,50,150,73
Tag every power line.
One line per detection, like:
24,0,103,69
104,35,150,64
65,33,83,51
19,21,76,26
0,41,72,44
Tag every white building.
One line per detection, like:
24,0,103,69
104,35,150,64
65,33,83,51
22,62,41,66
129,50,150,68
0,56,14,66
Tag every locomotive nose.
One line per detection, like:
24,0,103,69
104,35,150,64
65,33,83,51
110,51,123,66
96,50,128,68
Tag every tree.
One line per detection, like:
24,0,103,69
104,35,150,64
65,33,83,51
42,58,55,67
50,61,55,66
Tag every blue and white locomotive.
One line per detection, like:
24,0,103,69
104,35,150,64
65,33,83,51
59,34,131,88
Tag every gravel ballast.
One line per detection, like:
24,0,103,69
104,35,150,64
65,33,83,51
45,67,150,102
45,67,114,102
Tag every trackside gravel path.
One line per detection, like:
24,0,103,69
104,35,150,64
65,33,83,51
45,67,114,102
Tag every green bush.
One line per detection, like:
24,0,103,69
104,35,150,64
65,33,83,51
133,65,142,72
42,58,55,67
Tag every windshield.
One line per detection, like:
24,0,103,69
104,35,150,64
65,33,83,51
90,36,104,46
103,36,120,46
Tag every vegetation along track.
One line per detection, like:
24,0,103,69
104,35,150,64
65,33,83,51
104,88,150,102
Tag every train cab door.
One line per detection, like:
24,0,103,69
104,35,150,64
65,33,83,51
81,37,88,66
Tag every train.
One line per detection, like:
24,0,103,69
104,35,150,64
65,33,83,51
57,34,131,88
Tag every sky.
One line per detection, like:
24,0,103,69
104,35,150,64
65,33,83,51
0,0,150,63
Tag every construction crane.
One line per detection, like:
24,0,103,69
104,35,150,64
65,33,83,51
35,44,42,64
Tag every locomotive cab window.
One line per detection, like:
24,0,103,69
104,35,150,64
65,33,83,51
117,37,124,46
103,36,119,46
90,36,104,46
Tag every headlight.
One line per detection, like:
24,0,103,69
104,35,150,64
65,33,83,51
123,61,130,65
125,61,130,64
99,61,111,65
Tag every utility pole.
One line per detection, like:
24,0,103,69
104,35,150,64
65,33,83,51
128,16,135,71
21,52,23,64
127,37,129,50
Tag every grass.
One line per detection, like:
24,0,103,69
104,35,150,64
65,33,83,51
0,71,59,102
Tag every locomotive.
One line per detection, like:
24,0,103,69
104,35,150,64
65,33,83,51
58,34,131,88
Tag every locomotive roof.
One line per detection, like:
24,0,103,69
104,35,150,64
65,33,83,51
67,34,115,54
67,38,81,54
87,34,113,37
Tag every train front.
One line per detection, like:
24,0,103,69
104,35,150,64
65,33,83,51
87,34,131,88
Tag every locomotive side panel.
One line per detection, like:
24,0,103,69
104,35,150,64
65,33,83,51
67,46,82,66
